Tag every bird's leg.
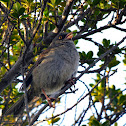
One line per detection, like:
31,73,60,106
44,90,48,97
41,89,55,108
65,77,76,92
66,77,76,85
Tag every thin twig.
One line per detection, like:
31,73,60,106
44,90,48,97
21,66,31,122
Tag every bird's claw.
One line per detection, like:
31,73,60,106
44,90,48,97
46,97,55,108
65,77,76,86
42,89,56,108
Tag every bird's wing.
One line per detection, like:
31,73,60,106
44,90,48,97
20,48,52,90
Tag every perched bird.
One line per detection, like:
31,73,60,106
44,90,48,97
3,32,79,116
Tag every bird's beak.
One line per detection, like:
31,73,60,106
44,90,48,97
65,32,73,40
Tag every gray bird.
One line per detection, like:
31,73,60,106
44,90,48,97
3,32,79,116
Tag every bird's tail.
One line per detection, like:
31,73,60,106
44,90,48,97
3,87,35,116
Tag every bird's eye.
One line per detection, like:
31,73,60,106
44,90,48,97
59,36,62,40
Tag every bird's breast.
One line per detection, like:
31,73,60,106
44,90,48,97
32,45,79,95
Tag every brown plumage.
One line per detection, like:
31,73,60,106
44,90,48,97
3,32,79,116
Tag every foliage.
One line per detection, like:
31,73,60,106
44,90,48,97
0,0,126,125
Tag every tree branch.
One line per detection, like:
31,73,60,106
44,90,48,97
29,73,108,125
76,36,126,80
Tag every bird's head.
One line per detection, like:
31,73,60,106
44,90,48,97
57,32,73,41
50,32,74,47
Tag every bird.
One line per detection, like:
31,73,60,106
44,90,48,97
3,32,79,116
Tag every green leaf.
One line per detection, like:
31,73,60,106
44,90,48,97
12,2,25,18
44,8,49,16
80,51,86,59
74,40,78,45
83,5,88,10
123,58,126,64
0,105,4,109
49,24,55,30
119,95,125,103
102,39,110,48
20,15,29,21
18,8,25,16
55,0,61,5
13,2,21,12
113,98,118,106
60,1,66,7
11,20,17,24
12,12,19,18
89,83,94,87
113,47,121,54
102,120,110,126
0,29,3,33
51,0,56,4
0,66,6,76
87,51,93,59
47,2,54,8
89,116,101,126
93,0,101,6
97,45,105,56
81,19,86,23
0,97,3,102
27,0,34,3
47,117,60,124
86,0,92,5
0,0,9,2
108,57,120,69
114,122,118,126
